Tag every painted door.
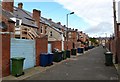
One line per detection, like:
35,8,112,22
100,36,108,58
48,43,52,53
11,38,36,70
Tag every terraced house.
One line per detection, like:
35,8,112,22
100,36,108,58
0,0,90,77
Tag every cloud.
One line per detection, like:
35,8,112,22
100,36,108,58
85,22,113,37
54,0,118,37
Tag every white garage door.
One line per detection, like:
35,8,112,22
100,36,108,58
11,38,36,70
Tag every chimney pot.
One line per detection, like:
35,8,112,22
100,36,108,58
75,29,78,31
18,2,23,9
63,25,66,27
57,22,61,25
49,19,52,21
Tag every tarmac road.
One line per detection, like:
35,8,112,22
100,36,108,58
26,46,119,80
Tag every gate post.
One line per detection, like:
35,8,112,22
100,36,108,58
0,33,10,77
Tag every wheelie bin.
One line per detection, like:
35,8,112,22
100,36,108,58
104,52,113,66
71,48,77,55
78,48,84,53
48,53,53,66
11,57,25,77
40,53,49,67
62,51,67,60
66,50,71,58
53,51,62,62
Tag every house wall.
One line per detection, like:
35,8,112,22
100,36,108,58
0,34,10,77
35,36,48,66
68,31,77,42
46,26,62,41
1,15,15,37
40,23,47,37
64,41,73,50
50,41,62,51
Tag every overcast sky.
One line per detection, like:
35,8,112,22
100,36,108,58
14,0,120,37
54,0,120,37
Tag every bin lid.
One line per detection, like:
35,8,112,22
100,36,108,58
47,53,53,54
41,53,49,55
105,52,113,55
11,57,25,60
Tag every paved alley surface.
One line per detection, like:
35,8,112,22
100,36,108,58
26,46,119,80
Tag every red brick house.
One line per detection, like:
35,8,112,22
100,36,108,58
0,1,15,35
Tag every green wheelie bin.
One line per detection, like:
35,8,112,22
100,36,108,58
104,52,113,66
62,51,67,60
53,51,62,62
11,57,25,77
66,50,71,58
71,48,77,55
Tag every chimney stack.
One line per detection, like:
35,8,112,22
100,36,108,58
18,2,23,9
2,0,14,13
57,22,61,25
75,29,78,32
63,25,66,27
49,19,52,21
33,9,41,33
80,31,83,33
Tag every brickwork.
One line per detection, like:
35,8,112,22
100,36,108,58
33,9,41,34
35,36,48,66
0,15,15,33
51,41,62,51
64,41,73,50
0,34,10,77
2,0,14,13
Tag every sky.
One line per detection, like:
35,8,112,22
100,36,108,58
13,0,120,37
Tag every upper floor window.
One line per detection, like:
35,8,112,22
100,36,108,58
45,26,47,34
41,27,43,33
0,21,7,30
16,20,20,26
50,31,52,37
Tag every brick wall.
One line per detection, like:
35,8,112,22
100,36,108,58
117,38,120,63
35,36,48,66
0,34,10,77
1,15,15,35
64,41,73,50
0,34,1,78
51,41,62,51
68,31,77,42
117,24,120,63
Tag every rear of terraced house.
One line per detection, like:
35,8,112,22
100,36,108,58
0,0,90,77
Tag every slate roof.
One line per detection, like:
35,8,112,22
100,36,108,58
41,17,63,33
1,4,64,32
22,9,63,33
0,4,14,20
13,7,37,28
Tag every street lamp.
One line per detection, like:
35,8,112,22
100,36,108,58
66,12,74,49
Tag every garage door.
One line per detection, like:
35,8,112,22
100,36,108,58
11,38,36,70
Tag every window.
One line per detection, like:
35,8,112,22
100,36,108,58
0,21,7,30
16,20,20,26
50,31,52,37
41,27,43,33
45,27,47,34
